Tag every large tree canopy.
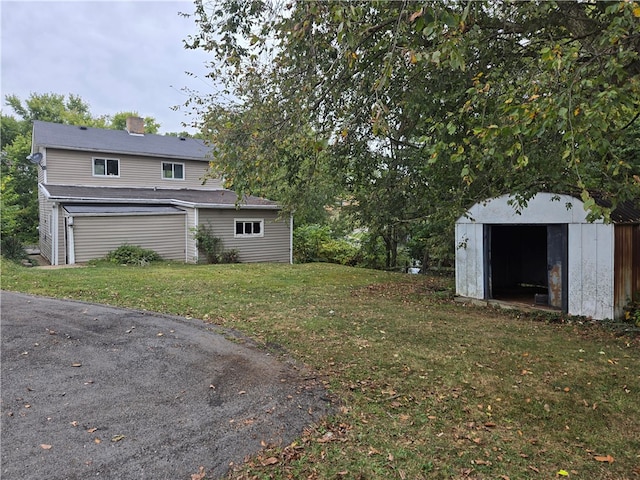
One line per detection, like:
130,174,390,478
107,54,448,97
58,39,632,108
186,0,639,213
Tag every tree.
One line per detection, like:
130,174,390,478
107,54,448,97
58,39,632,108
184,0,640,266
109,111,160,134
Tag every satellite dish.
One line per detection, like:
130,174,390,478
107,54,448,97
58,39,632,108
27,152,43,164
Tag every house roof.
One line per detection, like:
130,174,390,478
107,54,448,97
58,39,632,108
32,120,212,161
42,185,281,210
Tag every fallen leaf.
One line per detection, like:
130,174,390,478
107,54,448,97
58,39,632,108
594,454,614,463
261,457,279,466
191,466,206,480
87,427,98,433
317,431,334,443
111,434,125,442
40,444,52,450
157,332,164,337
557,469,569,476
94,438,101,444
563,387,570,392
70,421,79,427
238,390,246,395
71,363,82,367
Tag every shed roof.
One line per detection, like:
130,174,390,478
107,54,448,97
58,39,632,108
458,192,640,225
42,185,280,209
32,120,211,161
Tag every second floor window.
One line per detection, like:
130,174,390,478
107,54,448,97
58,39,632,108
162,162,185,180
93,158,119,177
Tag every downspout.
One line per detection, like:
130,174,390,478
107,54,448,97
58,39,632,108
193,208,199,263
67,216,75,265
51,203,59,265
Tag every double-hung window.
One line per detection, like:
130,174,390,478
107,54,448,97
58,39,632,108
162,162,185,180
93,157,119,177
235,219,263,237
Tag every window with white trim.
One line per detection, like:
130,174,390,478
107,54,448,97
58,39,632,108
162,162,185,180
93,157,120,177
235,219,264,237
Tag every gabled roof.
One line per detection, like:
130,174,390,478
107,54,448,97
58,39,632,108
41,185,281,210
32,120,211,161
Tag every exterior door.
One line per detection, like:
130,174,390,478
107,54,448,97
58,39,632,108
547,224,568,311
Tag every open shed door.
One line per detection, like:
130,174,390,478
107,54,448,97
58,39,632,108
547,224,568,311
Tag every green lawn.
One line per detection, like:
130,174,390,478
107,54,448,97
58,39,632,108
2,259,639,479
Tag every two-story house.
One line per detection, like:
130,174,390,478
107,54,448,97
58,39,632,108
32,117,292,265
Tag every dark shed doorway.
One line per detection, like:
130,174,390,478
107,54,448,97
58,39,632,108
485,224,568,311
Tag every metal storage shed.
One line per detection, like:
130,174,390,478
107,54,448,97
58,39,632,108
455,192,640,320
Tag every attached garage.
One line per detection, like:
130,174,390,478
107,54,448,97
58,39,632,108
63,205,187,263
455,192,640,320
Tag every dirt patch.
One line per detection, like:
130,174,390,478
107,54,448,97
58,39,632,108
1,291,334,480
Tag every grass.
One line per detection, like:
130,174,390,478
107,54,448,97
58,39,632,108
2,258,639,479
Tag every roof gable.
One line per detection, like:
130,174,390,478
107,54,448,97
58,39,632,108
32,120,211,161
458,192,640,225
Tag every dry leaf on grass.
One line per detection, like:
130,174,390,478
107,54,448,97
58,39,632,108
594,454,614,463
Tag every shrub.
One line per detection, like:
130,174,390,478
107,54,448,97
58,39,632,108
106,244,161,266
317,238,359,265
623,298,640,328
1,235,27,262
192,224,223,264
293,224,332,263
221,249,240,264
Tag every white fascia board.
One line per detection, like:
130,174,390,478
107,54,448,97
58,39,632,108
186,202,282,210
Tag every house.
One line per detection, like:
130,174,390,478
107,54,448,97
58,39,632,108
31,118,292,265
455,192,640,320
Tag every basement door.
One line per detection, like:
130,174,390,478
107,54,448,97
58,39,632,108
485,224,568,311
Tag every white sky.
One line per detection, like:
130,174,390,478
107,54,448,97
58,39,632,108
1,0,217,134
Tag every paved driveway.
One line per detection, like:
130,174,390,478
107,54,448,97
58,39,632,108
1,291,333,479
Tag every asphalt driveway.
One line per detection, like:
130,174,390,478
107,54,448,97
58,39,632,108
1,291,333,480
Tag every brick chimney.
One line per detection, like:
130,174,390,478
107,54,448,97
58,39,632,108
126,116,145,135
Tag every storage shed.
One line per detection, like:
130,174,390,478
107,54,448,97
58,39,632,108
455,192,640,320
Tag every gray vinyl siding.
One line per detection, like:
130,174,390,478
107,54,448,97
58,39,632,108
198,209,290,263
44,148,222,189
72,213,186,263
185,207,198,263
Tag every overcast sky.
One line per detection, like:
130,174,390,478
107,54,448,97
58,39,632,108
1,0,217,134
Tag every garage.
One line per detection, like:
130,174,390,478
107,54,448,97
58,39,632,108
63,205,187,263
